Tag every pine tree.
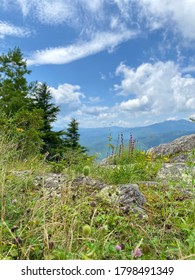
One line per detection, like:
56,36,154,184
64,118,87,152
32,82,65,158
64,118,80,148
0,47,31,116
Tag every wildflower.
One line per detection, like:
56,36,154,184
131,238,143,258
130,222,134,227
115,245,122,251
131,247,142,258
16,128,24,132
12,199,17,204
163,157,170,162
115,244,125,251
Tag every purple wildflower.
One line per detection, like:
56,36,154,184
115,244,122,251
131,247,142,258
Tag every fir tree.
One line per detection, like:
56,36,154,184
64,118,87,152
0,47,31,116
32,82,65,158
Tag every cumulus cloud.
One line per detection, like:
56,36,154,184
0,20,31,38
119,96,149,111
115,61,195,115
51,60,195,128
50,83,85,108
27,30,137,65
138,0,195,40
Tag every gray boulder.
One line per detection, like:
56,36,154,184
146,134,195,187
147,134,195,161
98,183,147,215
119,184,146,206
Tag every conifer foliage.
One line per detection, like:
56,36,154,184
64,118,87,153
0,47,31,116
32,82,65,158
0,47,87,161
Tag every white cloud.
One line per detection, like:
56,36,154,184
78,105,109,116
50,60,195,128
9,0,104,27
2,0,195,42
0,21,31,38
119,96,149,111
182,65,195,74
80,0,104,13
27,30,137,65
50,83,85,107
115,61,195,115
14,0,74,25
138,0,195,40
88,96,101,103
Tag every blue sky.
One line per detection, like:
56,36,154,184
0,0,195,128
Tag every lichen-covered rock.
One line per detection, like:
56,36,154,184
157,163,187,180
147,134,195,161
71,176,106,190
72,177,146,212
156,162,195,185
119,184,146,206
98,183,146,215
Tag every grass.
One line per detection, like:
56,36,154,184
0,134,194,260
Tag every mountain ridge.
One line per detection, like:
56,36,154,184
79,120,195,159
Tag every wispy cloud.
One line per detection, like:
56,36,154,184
77,105,109,116
2,0,195,42
88,96,101,103
12,0,74,25
27,30,138,65
182,65,195,74
0,20,31,38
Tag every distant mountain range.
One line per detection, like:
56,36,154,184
79,120,195,160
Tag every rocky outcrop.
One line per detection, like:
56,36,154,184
147,134,195,161
147,134,195,186
13,171,147,214
98,183,146,214
70,176,147,213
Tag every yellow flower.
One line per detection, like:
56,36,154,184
16,128,24,132
163,157,170,162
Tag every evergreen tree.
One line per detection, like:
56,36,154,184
0,47,31,116
64,118,87,152
32,82,65,158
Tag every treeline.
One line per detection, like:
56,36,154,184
0,47,87,162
